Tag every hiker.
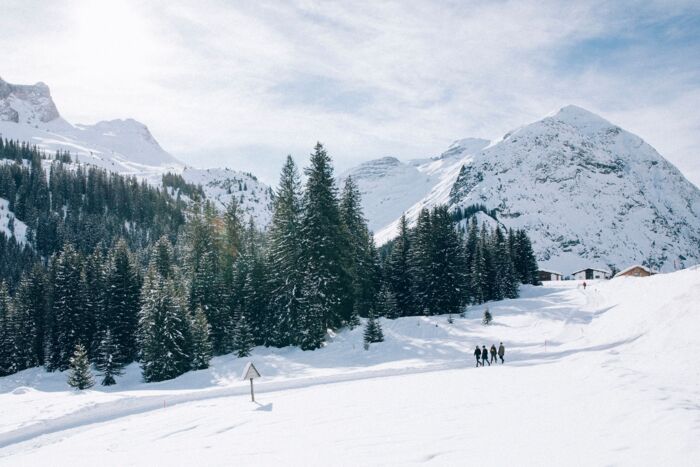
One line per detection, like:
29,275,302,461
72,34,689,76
482,345,490,366
474,345,482,367
498,342,505,364
490,344,498,364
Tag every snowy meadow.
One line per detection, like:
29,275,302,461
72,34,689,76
1,270,699,466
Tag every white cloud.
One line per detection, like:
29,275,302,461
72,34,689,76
0,0,698,186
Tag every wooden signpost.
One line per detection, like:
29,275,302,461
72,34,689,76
242,362,261,402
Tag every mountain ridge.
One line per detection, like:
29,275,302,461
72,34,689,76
0,77,273,227
350,105,700,273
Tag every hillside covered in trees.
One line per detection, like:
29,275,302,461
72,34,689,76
0,141,538,384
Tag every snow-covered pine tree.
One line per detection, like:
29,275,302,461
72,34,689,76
184,202,226,354
386,214,413,317
409,208,433,314
103,240,140,366
266,155,304,347
96,329,122,386
0,282,15,376
233,313,253,358
190,306,213,370
8,272,40,372
47,244,85,371
340,176,379,319
138,268,192,383
493,227,519,299
363,309,384,345
517,230,540,285
463,216,479,303
428,206,466,316
219,199,244,351
470,234,488,304
67,343,95,390
299,143,351,342
377,282,399,319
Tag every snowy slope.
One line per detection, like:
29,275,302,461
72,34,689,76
0,198,27,244
0,269,699,465
338,138,489,233
0,77,273,227
365,106,700,273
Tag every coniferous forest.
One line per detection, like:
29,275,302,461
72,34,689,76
0,140,538,383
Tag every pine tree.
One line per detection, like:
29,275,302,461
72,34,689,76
386,214,413,316
138,268,192,383
67,343,95,390
9,272,40,372
103,240,140,365
96,329,122,386
233,313,253,358
377,282,399,319
340,176,378,318
47,244,85,371
184,203,226,354
0,282,15,375
267,155,304,347
190,306,213,370
363,309,384,345
299,143,351,344
409,209,433,314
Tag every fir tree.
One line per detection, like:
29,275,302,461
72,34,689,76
377,282,399,319
233,313,253,358
386,214,413,316
47,244,84,371
67,343,95,390
190,306,213,370
138,268,192,383
96,329,122,386
363,309,384,345
266,155,304,347
299,143,351,343
103,240,140,365
0,282,15,375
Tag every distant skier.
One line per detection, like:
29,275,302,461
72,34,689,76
474,345,482,367
490,344,497,364
498,342,505,364
583,281,587,290
482,345,490,366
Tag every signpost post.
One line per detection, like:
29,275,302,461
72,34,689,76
242,362,261,402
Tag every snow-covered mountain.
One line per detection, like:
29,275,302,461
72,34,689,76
348,106,700,273
0,76,273,226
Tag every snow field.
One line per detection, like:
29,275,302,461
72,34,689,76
1,269,699,465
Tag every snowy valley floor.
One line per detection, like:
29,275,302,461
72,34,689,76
1,270,699,466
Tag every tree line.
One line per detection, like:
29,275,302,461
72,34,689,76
0,142,538,385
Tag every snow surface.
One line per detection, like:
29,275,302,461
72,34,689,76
1,269,699,465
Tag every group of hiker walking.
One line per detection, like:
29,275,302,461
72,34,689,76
474,343,505,366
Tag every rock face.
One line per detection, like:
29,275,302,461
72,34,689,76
0,77,60,123
358,106,700,273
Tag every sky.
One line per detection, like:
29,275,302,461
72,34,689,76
1,0,699,186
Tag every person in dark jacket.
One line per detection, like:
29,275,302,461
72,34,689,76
490,344,497,364
498,342,505,364
474,346,482,367
481,345,490,366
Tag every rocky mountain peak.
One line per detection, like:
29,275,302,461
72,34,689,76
0,76,60,124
